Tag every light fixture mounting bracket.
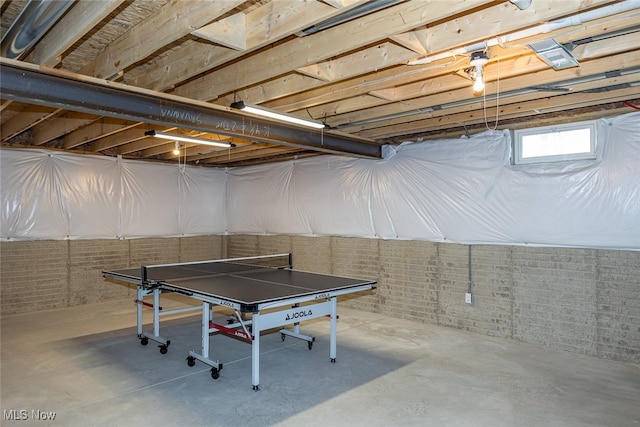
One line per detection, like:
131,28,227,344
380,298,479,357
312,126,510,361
469,51,489,68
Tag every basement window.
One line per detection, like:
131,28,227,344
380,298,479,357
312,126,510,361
513,121,597,164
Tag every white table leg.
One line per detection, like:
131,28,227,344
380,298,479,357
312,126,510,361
330,297,337,363
251,312,260,391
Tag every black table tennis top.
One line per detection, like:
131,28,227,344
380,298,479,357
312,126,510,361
104,261,376,311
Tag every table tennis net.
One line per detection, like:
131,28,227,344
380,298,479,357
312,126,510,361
141,254,292,283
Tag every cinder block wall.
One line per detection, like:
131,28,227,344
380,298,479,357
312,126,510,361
228,235,640,364
0,236,226,314
1,235,638,364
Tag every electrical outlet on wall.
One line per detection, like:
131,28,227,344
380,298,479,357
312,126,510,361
465,293,473,304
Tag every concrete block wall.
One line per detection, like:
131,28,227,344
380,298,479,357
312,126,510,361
511,247,598,356
378,239,438,323
438,245,514,338
0,236,225,315
1,240,69,313
597,250,640,361
227,235,639,364
2,235,638,364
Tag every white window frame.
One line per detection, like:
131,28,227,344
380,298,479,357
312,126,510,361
513,120,597,165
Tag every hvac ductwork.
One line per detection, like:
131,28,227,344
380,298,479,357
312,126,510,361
0,0,74,59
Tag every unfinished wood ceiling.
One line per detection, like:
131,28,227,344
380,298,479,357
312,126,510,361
1,0,639,166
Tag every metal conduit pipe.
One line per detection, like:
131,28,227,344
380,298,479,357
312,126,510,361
408,0,640,65
509,0,532,10
298,0,407,36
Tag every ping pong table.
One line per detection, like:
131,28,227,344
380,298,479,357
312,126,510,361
103,254,376,390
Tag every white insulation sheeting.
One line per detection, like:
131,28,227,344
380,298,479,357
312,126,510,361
0,152,227,239
228,112,640,250
2,112,639,250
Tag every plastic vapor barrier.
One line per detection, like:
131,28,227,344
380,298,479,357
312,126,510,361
227,112,640,250
1,151,227,239
1,112,639,249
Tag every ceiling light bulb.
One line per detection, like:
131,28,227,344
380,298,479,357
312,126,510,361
173,141,180,155
473,69,485,92
469,51,489,94
473,78,485,93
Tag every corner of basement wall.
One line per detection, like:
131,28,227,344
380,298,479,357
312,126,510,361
226,234,640,365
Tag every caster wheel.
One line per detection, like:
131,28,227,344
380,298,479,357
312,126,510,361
187,356,196,367
211,368,220,380
281,333,286,342
159,345,168,354
140,337,149,346
330,358,336,363
252,385,260,391
307,341,313,350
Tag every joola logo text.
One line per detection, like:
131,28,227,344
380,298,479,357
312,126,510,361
285,309,312,321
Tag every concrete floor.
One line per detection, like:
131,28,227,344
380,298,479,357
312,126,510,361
1,297,639,427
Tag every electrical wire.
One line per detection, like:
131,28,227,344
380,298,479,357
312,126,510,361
483,58,500,131
177,142,186,174
623,100,640,110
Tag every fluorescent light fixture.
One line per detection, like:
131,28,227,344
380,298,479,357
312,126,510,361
529,38,579,70
144,130,234,148
230,101,326,129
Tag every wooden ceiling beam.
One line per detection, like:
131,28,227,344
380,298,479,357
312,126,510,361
171,0,492,101
26,0,125,67
62,118,141,149
387,93,637,141
0,99,14,113
265,2,636,114
362,81,640,139
93,128,148,152
407,105,633,142
395,0,618,64
193,0,354,52
216,74,327,112
307,95,389,119
81,0,245,79
1,106,61,142
334,49,640,131
572,31,640,60
296,42,416,82
192,12,248,51
128,0,371,92
199,146,302,165
31,112,98,146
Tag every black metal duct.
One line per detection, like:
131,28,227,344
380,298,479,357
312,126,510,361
1,0,74,59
